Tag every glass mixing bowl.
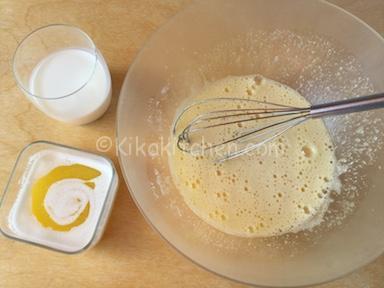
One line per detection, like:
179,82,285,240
117,0,384,286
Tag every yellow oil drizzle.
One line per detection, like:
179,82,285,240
31,164,101,232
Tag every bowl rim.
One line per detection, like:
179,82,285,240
116,0,384,286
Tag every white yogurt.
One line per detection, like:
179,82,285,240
8,146,117,253
44,179,93,226
28,48,112,125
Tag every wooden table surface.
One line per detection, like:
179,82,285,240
0,1,383,287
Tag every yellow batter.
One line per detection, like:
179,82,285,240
169,75,340,237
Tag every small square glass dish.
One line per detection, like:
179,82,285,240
0,141,118,254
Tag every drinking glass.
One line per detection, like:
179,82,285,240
13,24,112,125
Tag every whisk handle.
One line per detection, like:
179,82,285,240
309,93,384,118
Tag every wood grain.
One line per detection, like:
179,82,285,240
0,1,383,287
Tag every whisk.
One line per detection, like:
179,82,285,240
173,93,384,162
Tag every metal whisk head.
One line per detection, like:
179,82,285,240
172,92,384,161
173,98,310,162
